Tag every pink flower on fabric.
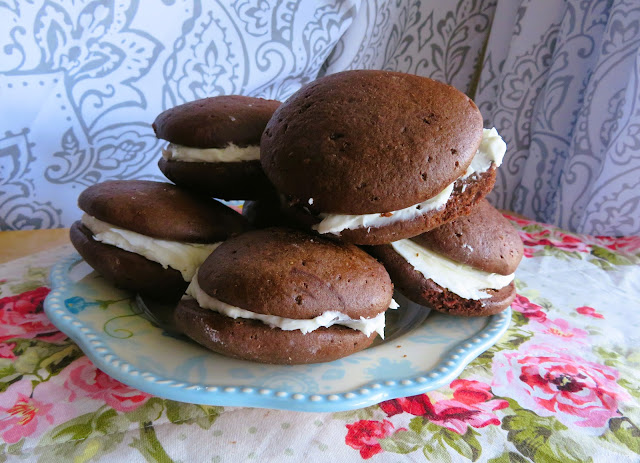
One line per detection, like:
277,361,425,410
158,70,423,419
64,357,150,412
511,294,547,323
345,419,397,459
379,380,508,435
576,306,604,319
0,287,66,343
531,318,589,345
492,345,629,429
0,342,16,359
0,379,74,444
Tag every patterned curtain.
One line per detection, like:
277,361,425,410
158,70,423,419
1,0,638,235
322,0,496,95
475,0,640,236
0,0,359,230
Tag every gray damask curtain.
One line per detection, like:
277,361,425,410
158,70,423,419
475,0,640,236
1,0,638,235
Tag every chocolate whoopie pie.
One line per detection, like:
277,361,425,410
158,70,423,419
261,70,506,245
70,180,249,300
154,95,280,200
174,228,396,364
368,200,523,316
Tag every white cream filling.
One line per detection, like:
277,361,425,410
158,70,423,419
186,270,398,337
81,214,221,282
313,183,454,235
162,142,260,163
391,239,514,300
462,127,507,178
312,127,506,235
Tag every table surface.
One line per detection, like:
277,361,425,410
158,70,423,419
0,228,70,264
0,219,639,462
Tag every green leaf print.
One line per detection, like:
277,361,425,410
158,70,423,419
129,421,175,463
164,400,222,429
35,408,129,463
590,245,634,266
594,347,640,400
378,429,423,454
333,404,380,421
7,266,50,294
124,397,164,423
487,451,530,463
603,417,640,455
0,361,18,387
406,419,482,461
522,224,545,233
476,322,533,367
501,402,590,463
0,439,26,462
536,246,586,261
443,428,481,461
4,339,82,386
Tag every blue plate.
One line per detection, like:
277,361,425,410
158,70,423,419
45,254,511,412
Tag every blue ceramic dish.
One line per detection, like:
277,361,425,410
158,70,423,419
45,254,511,412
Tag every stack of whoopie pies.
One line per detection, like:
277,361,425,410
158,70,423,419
70,70,522,365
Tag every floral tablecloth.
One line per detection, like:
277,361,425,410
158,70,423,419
0,216,639,462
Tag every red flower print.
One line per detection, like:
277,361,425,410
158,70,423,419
520,229,590,254
451,379,497,405
595,235,640,253
502,214,533,227
345,419,397,459
379,394,434,417
0,287,65,343
492,345,629,429
511,294,547,323
379,380,508,435
64,357,150,412
576,306,604,319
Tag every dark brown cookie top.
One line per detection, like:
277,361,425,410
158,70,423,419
153,95,281,148
411,200,523,275
261,70,483,214
196,228,393,320
78,180,250,243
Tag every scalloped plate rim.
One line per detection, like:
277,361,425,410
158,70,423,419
44,253,512,412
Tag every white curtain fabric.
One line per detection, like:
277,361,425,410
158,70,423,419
1,0,638,235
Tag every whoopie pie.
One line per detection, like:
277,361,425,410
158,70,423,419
70,180,249,300
368,200,523,316
154,95,280,200
260,70,506,245
174,228,397,364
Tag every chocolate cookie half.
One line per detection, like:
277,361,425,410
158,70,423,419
368,200,523,316
174,228,396,364
261,70,505,245
154,95,280,200
70,180,250,300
